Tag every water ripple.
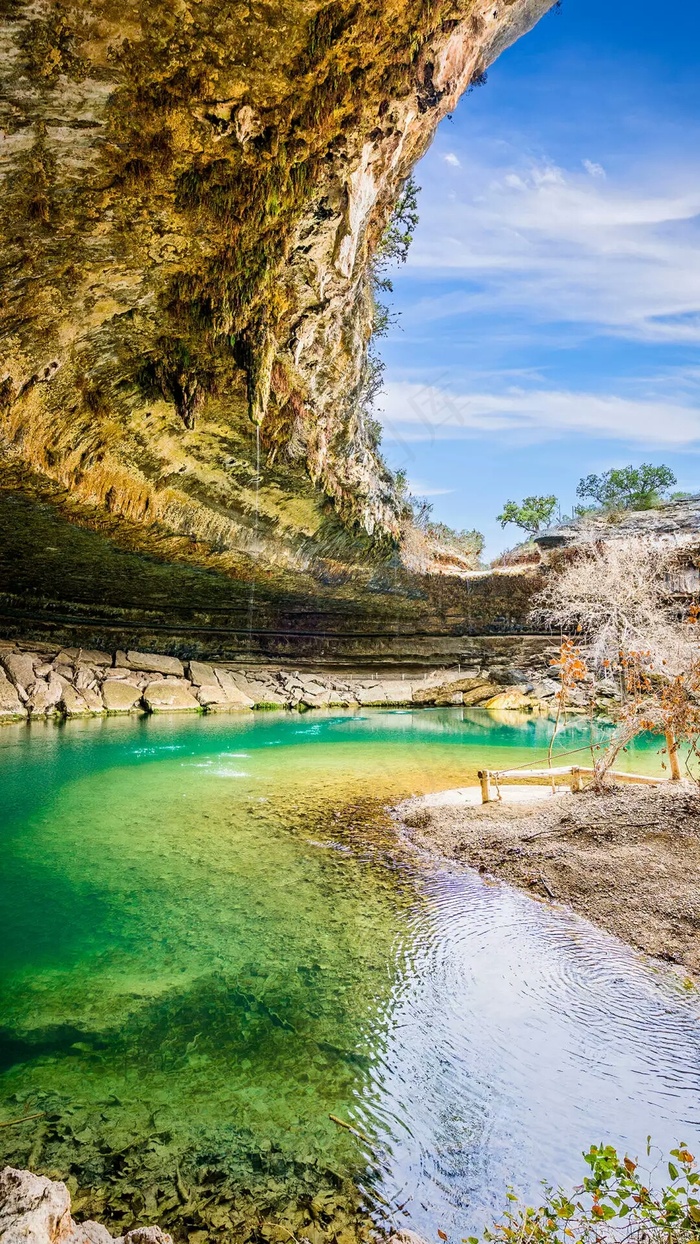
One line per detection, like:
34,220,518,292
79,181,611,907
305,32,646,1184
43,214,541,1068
360,863,700,1238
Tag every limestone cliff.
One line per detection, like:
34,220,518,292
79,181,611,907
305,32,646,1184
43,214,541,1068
1,0,554,572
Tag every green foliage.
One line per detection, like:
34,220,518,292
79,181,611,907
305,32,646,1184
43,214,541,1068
425,521,484,561
577,464,677,512
364,174,420,426
470,1143,700,1244
497,495,558,536
407,495,484,567
376,174,421,279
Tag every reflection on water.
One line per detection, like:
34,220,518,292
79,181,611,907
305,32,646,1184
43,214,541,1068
0,709,698,1241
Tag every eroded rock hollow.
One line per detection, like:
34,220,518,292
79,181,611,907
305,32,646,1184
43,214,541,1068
1,0,554,573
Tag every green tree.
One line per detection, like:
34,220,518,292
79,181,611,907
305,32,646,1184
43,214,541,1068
375,174,421,281
577,463,677,511
497,495,558,536
363,176,421,425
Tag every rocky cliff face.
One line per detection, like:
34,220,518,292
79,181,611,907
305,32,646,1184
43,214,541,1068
1,0,554,569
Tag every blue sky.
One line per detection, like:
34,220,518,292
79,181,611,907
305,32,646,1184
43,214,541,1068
377,0,700,556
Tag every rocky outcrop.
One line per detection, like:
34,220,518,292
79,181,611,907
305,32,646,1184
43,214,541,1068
1,0,555,563
536,497,700,558
0,637,560,721
0,1167,171,1244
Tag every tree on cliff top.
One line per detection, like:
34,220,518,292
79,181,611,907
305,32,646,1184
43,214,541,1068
497,495,558,536
577,463,677,511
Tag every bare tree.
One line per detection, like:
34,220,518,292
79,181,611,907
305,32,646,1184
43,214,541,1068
533,537,700,784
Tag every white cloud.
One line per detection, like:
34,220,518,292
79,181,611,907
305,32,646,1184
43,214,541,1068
403,148,700,344
406,479,454,496
444,152,461,167
379,381,700,446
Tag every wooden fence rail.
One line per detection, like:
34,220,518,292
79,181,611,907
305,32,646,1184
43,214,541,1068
476,765,664,803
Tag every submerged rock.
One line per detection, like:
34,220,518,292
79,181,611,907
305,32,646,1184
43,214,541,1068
0,1168,172,1244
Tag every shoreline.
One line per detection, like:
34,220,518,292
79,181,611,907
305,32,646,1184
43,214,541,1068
0,638,564,723
394,781,700,976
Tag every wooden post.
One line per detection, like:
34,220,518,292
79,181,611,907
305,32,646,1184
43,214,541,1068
666,731,682,781
570,766,582,793
478,770,491,803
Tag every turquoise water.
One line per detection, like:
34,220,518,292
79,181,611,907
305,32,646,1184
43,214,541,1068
0,708,698,1243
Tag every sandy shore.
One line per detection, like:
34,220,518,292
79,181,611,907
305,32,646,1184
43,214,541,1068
395,781,700,974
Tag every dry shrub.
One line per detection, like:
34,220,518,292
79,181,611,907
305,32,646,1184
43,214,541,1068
533,537,700,784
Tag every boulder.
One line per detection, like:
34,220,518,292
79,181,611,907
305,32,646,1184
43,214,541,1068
194,684,228,707
461,683,502,706
101,681,142,713
28,675,64,714
0,673,26,720
0,652,36,693
531,677,560,699
213,669,255,708
481,689,537,711
187,660,218,687
234,677,287,707
56,648,112,667
299,689,332,709
125,651,184,677
413,675,492,705
434,690,464,706
380,680,413,704
74,665,99,691
297,675,328,695
593,679,617,699
81,687,105,713
327,690,358,707
59,683,92,716
0,1166,172,1244
143,680,200,712
355,684,384,705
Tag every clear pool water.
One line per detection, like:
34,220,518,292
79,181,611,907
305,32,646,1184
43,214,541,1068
0,708,698,1242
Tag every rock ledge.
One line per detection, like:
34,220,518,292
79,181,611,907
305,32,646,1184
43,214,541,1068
0,637,562,723
0,1167,171,1244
